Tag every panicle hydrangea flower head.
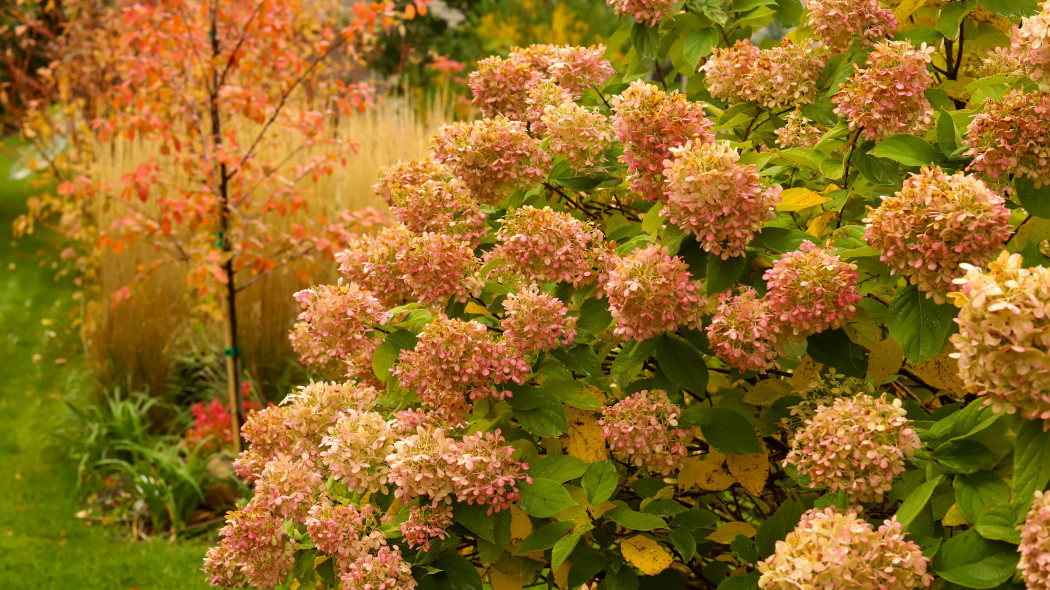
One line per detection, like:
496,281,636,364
385,423,459,502
1012,1,1050,90
500,288,577,355
253,454,326,522
978,46,1029,78
399,232,484,306
833,41,935,142
446,429,532,513
338,545,416,590
525,80,573,132
757,506,933,589
605,243,707,341
373,157,448,205
763,241,861,337
431,117,552,205
784,393,920,502
289,321,349,379
600,389,692,475
606,0,679,26
203,505,299,590
807,0,898,53
542,99,614,169
292,280,390,376
389,177,488,246
400,503,453,551
510,44,616,98
320,409,396,494
468,55,542,120
948,251,1050,421
662,140,781,259
964,89,1050,187
775,108,824,148
706,287,782,373
336,225,414,307
487,206,609,287
704,39,825,109
305,502,385,561
1019,489,1050,588
611,80,714,201
864,166,1011,302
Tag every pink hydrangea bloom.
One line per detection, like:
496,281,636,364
865,166,1011,302
757,506,933,589
784,393,920,502
336,226,414,307
706,287,782,373
763,241,861,338
389,177,488,246
289,322,349,379
606,0,679,26
703,39,825,109
373,157,448,205
542,99,614,169
320,410,396,494
292,280,390,376
611,80,714,201
400,503,453,551
808,0,898,53
948,252,1050,421
525,80,573,132
510,44,616,98
338,545,417,590
203,505,299,590
468,55,542,120
253,454,326,522
605,243,707,342
1019,490,1050,588
399,232,484,306
775,108,824,148
662,140,781,259
487,206,610,287
964,90,1050,187
1012,1,1050,90
385,423,459,503
305,502,385,561
833,41,935,142
501,288,577,355
600,389,692,475
447,429,532,513
431,117,552,205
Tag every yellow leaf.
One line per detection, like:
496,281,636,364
622,535,674,576
844,310,883,349
743,379,794,406
566,407,608,463
969,7,1016,35
893,0,927,22
509,505,533,549
777,187,828,212
942,503,972,527
290,581,300,590
789,356,823,389
868,337,905,385
465,302,492,316
561,486,592,524
491,558,525,590
806,210,837,238
726,447,769,496
707,521,758,544
554,560,572,589
912,346,966,397
679,451,735,492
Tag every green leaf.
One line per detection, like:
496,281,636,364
642,202,666,234
455,503,496,542
605,507,668,531
529,455,589,484
1015,177,1050,219
869,134,940,167
749,227,814,253
954,472,1010,524
805,328,868,379
684,29,719,67
316,556,339,586
707,254,748,295
980,0,1040,18
656,335,709,394
975,504,1023,544
436,553,484,590
514,520,577,555
730,535,761,564
1014,419,1050,505
937,109,959,154
508,387,569,437
293,549,319,584
716,572,760,590
926,401,999,444
631,23,658,61
887,285,957,363
701,407,763,455
372,329,417,382
578,297,614,336
933,529,1019,588
772,0,803,27
854,151,899,186
518,478,576,518
755,499,804,557
553,523,592,571
895,475,943,532
611,338,659,375
543,379,604,411
583,460,620,504
937,0,977,40
669,527,697,562
553,345,604,378
930,439,996,474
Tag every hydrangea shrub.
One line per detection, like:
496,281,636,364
205,1,1050,589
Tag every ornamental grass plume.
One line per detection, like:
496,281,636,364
784,393,920,502
833,41,936,142
388,177,488,246
541,99,614,169
203,505,299,590
757,506,933,589
338,545,417,590
600,389,692,475
763,241,861,338
373,157,449,205
605,243,707,341
487,206,610,287
605,0,679,26
611,80,714,201
703,39,825,109
431,117,552,205
964,89,1050,187
948,251,1050,421
864,166,1011,302
1019,490,1050,588
468,56,541,120
775,108,824,148
320,410,396,494
446,429,532,513
500,288,577,356
706,287,782,373
807,0,898,53
1012,1,1050,90
305,502,385,561
662,140,781,259
400,503,453,551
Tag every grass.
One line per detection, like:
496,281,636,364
0,137,212,589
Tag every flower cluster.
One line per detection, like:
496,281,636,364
447,430,532,513
399,232,484,305
600,390,692,475
203,505,299,590
487,206,610,286
501,288,577,355
541,99,614,168
605,0,679,26
373,157,448,205
1020,490,1050,589
1012,1,1050,90
336,225,414,306
757,507,933,589
763,241,861,337
386,422,459,502
253,455,325,522
184,397,260,451
662,140,781,259
784,393,920,502
704,39,825,109
605,243,707,341
833,41,935,142
431,117,552,204
706,287,782,373
775,108,824,148
964,89,1050,187
305,502,385,561
400,504,453,551
511,44,615,98
807,0,898,53
388,177,488,245
611,80,714,200
865,166,1011,302
320,409,396,494
339,545,416,589
526,80,573,132
949,251,1050,421
292,281,390,378
468,56,541,120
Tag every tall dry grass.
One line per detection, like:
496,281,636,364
83,92,455,399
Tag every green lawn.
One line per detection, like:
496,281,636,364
0,140,212,589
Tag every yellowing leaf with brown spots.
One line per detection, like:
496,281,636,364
491,558,525,590
777,187,828,212
892,0,927,21
566,407,608,463
622,535,674,576
679,452,735,492
743,379,794,406
509,505,533,548
789,356,824,389
554,560,571,589
706,521,758,544
942,503,971,527
806,210,837,239
868,337,905,385
726,447,769,496
969,7,1017,34
913,346,966,396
